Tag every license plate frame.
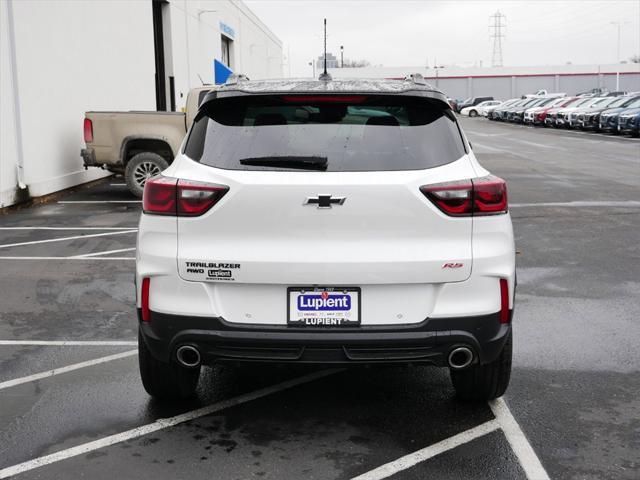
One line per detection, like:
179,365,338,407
287,286,361,327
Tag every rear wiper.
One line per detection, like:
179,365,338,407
239,156,328,171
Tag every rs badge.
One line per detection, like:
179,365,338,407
442,262,464,269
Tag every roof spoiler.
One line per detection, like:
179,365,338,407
225,74,250,85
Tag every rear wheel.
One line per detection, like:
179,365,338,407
138,331,200,400
125,152,168,198
450,331,512,401
469,109,478,117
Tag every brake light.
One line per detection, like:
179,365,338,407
420,175,507,216
281,95,368,103
143,176,177,215
142,176,228,216
499,278,510,324
83,118,93,143
141,277,150,322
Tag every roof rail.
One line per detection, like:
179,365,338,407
225,74,250,85
405,73,427,85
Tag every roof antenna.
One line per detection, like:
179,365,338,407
197,73,205,86
318,18,332,81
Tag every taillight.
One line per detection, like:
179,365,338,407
177,179,228,216
143,176,178,215
420,175,507,216
141,277,151,322
499,278,510,324
473,176,508,214
142,176,228,216
83,118,93,143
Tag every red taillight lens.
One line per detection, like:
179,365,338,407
420,175,507,216
143,176,178,215
143,176,228,217
83,118,93,143
141,277,151,322
420,180,473,216
177,179,228,216
499,278,510,324
472,176,508,214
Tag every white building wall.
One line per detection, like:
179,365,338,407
1,2,19,207
0,0,282,207
328,64,640,100
166,0,282,110
0,0,156,207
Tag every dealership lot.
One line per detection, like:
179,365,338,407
1,119,638,479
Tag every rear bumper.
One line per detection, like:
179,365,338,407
81,148,98,168
139,310,512,367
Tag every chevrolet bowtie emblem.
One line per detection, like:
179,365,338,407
304,194,346,209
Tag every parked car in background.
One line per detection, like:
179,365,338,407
456,96,494,113
460,100,501,117
81,86,211,197
553,97,599,128
522,98,564,124
544,97,585,127
528,97,576,126
506,98,548,123
577,96,635,131
599,96,640,133
566,97,615,128
488,99,521,120
617,107,640,136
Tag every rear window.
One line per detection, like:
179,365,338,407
183,95,466,172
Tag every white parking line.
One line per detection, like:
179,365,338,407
0,369,339,479
0,227,138,231
350,420,500,480
0,340,136,346
351,397,549,480
0,256,135,261
0,350,138,391
490,398,550,480
0,230,137,249
58,200,141,204
511,200,640,208
69,247,136,258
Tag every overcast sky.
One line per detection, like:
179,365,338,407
244,0,640,77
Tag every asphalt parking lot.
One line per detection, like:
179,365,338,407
1,119,638,479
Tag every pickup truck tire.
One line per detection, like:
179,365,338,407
450,331,512,401
138,330,200,400
125,152,169,198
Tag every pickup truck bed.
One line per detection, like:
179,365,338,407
81,86,210,197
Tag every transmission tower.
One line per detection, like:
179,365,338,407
489,11,506,67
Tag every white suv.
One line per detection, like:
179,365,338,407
136,76,515,402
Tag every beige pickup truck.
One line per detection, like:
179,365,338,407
81,86,211,197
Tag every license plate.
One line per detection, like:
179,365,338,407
287,287,360,327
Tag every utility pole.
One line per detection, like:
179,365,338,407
489,11,506,68
611,21,629,63
611,21,629,90
340,45,344,68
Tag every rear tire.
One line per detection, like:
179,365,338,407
125,152,169,198
469,110,478,117
450,331,512,401
138,331,200,400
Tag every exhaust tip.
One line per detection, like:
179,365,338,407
176,345,201,368
448,346,474,370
